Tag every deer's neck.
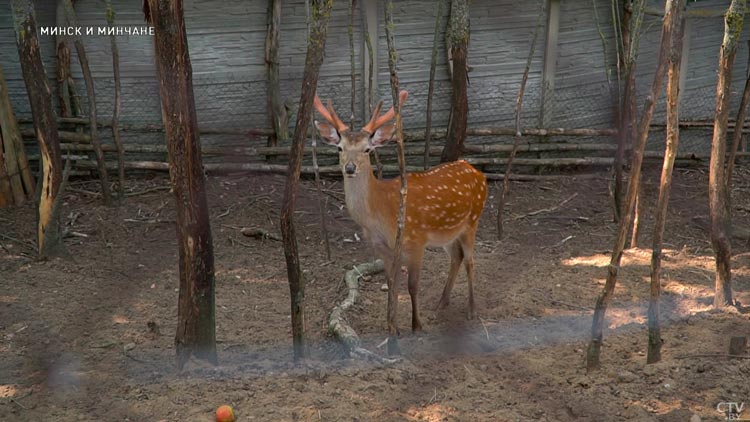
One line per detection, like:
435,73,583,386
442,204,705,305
343,161,390,229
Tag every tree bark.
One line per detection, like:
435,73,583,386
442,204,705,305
440,0,469,162
587,0,677,372
63,0,112,205
265,0,287,152
12,0,66,259
144,0,217,370
106,1,125,201
709,0,745,309
648,6,685,365
279,0,333,362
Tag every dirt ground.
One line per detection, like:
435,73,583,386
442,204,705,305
1,164,750,422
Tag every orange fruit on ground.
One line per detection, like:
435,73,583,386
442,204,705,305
215,405,235,422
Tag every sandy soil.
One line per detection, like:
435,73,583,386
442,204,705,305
1,166,749,421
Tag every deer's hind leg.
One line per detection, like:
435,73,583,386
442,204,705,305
459,227,479,320
436,240,464,310
406,248,425,332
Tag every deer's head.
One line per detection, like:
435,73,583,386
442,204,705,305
314,90,408,177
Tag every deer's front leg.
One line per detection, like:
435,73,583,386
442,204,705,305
373,239,401,356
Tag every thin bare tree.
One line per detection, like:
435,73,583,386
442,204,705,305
587,0,678,372
709,0,745,308
279,0,334,361
648,2,685,364
383,0,408,357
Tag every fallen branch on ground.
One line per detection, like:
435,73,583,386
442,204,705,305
513,193,578,220
240,227,281,241
328,260,399,364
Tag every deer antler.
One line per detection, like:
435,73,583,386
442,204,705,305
362,90,408,134
314,95,349,132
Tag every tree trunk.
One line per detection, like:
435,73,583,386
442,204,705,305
440,0,469,163
265,0,287,152
63,0,111,205
144,0,217,370
587,0,677,372
107,1,126,201
709,0,745,309
279,0,333,361
424,0,445,169
648,6,686,365
12,0,66,259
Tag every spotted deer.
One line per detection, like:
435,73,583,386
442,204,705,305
314,90,487,336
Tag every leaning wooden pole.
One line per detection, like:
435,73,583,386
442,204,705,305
63,0,112,205
280,0,333,362
106,1,125,200
384,0,408,357
144,0,217,369
423,0,444,170
587,0,676,372
648,4,685,365
12,0,66,259
496,0,545,240
709,0,745,309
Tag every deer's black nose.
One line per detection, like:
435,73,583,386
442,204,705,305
345,163,357,175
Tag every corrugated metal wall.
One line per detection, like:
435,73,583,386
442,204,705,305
0,0,747,158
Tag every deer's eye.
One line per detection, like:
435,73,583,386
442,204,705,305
364,147,371,153
337,146,343,152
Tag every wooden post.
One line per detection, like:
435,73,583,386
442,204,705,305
265,0,287,153
539,0,560,129
362,0,378,117
279,0,334,362
144,0,217,369
12,0,66,259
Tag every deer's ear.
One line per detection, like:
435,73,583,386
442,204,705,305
314,120,341,146
370,124,395,148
